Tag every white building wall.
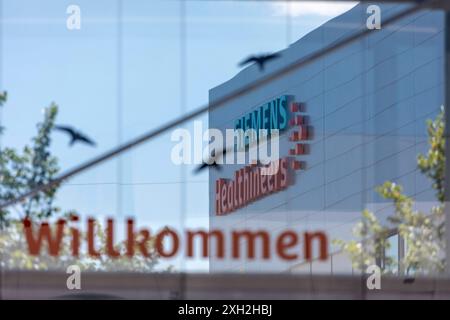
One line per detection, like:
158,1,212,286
208,3,444,274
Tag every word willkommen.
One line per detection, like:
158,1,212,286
22,217,328,261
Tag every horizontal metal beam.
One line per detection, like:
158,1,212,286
3,270,450,299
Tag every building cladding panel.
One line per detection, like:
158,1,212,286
208,3,445,273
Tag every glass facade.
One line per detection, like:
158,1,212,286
1,0,450,300
208,3,445,274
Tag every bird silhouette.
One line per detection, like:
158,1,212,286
194,146,267,174
238,53,281,71
54,125,96,147
194,147,229,174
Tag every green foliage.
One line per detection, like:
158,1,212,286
0,93,160,272
417,109,445,203
0,96,60,226
334,107,446,276
333,210,395,272
0,91,6,137
0,92,6,109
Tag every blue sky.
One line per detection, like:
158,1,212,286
0,0,357,271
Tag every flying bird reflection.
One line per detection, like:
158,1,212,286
194,147,230,174
54,125,96,147
238,53,281,71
